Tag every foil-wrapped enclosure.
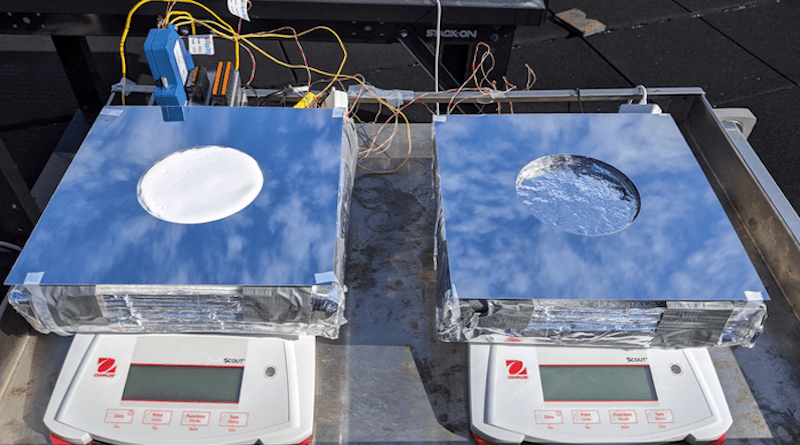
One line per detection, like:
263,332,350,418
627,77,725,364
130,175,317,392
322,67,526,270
433,114,768,348
5,106,357,339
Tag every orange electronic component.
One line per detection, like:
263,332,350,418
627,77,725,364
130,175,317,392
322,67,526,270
211,61,238,106
184,66,209,103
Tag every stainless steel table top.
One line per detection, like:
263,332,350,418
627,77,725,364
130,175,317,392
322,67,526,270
435,113,766,301
6,106,345,286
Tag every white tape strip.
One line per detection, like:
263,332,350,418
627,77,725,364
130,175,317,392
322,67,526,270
743,290,765,312
745,291,763,301
315,271,336,284
24,272,44,284
100,108,124,117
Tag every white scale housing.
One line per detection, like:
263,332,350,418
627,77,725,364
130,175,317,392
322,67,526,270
45,334,315,445
470,344,731,444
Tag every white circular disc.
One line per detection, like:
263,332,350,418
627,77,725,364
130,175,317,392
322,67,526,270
137,145,264,224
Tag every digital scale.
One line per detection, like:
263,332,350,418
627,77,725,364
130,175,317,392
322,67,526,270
46,334,314,445
469,344,730,445
4,104,355,445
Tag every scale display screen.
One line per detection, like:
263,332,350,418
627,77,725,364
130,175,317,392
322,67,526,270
539,365,657,402
121,364,244,403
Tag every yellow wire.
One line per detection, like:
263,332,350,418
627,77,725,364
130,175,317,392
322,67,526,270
173,18,236,39
165,11,196,35
120,2,409,174
240,26,347,98
241,29,409,173
120,0,238,104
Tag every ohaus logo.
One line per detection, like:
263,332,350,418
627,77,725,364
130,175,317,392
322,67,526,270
506,360,528,380
94,358,117,377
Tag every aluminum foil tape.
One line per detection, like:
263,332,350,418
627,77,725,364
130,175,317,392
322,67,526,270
434,283,767,348
8,284,346,338
7,118,358,339
434,184,767,348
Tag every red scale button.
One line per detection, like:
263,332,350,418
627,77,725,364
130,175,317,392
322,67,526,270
220,412,249,427
572,410,600,424
181,411,211,426
143,410,172,425
609,410,638,424
104,409,134,424
646,409,675,424
535,410,563,424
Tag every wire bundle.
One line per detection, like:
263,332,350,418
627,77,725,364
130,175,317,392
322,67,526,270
117,0,537,175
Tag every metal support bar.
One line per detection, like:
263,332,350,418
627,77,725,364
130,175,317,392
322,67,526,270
51,35,104,119
345,86,707,104
115,85,707,106
396,26,462,90
395,26,481,114
668,95,800,319
0,136,40,247
360,87,706,104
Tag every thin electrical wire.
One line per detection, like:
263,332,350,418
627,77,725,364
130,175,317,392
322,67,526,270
165,0,178,16
0,241,22,252
120,0,238,105
236,0,252,34
441,43,522,115
165,10,196,34
215,36,258,86
447,44,494,114
222,35,409,171
122,0,411,174
475,44,497,89
344,81,412,174
525,63,537,90
172,18,234,37
239,26,346,98
330,75,404,159
128,4,338,105
359,117,399,159
258,26,313,88
160,0,178,27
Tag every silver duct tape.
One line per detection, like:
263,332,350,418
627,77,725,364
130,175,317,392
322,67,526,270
8,287,49,333
28,286,68,336
652,302,734,347
9,285,106,334
718,297,767,346
435,295,767,348
6,283,346,338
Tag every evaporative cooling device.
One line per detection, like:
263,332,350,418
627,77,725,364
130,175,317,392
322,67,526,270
433,112,767,444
